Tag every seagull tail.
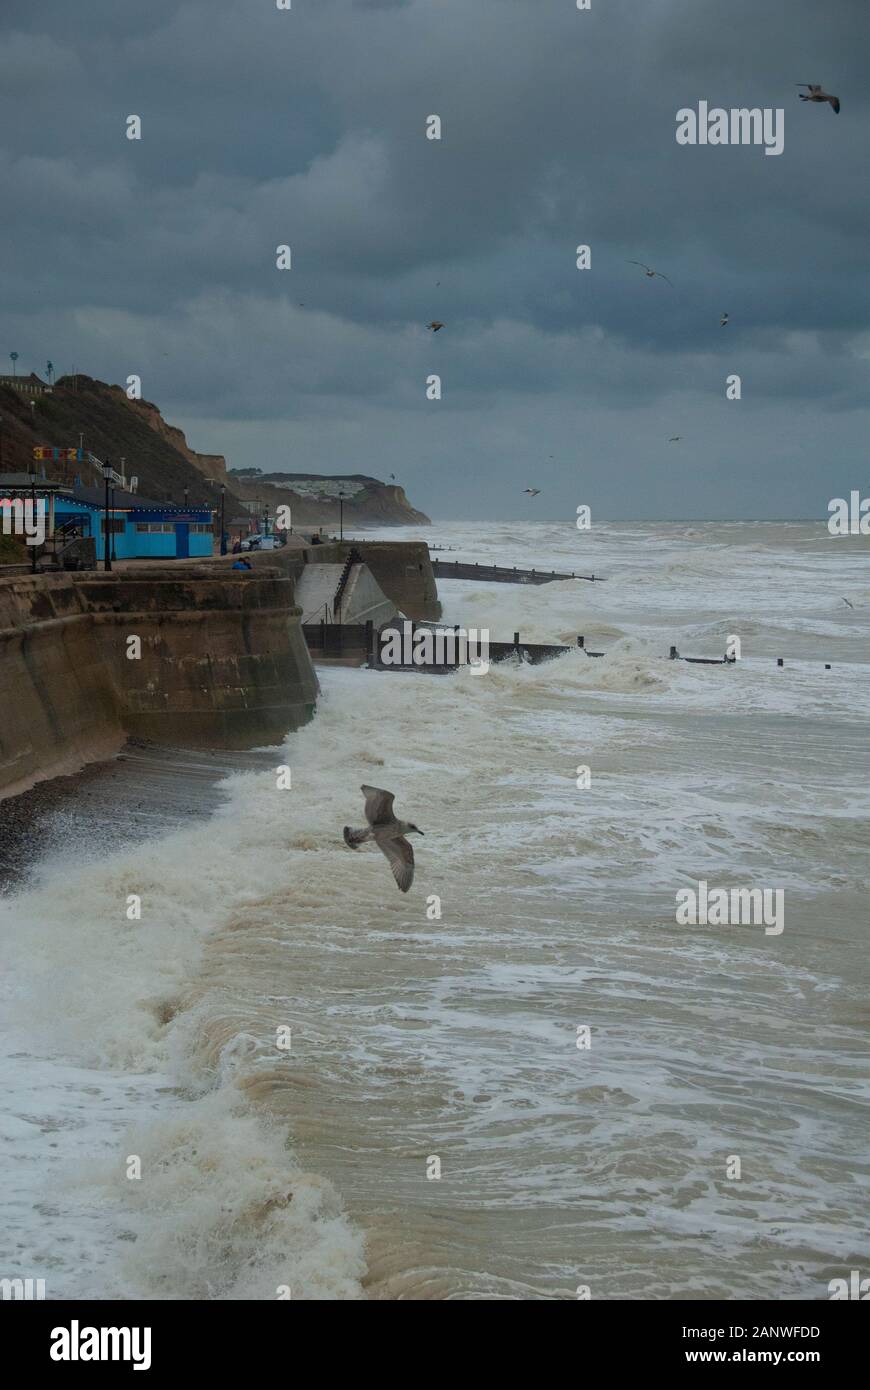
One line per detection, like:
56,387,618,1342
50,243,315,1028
343,825,372,848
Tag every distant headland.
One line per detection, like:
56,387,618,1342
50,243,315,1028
0,371,429,528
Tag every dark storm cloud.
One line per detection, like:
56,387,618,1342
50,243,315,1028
1,0,868,518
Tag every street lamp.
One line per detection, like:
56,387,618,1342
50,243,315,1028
219,485,227,555
29,461,39,573
102,459,113,572
110,485,117,561
10,351,19,377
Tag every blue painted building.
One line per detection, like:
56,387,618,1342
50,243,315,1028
54,485,214,560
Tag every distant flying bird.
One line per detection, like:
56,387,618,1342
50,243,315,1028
343,785,424,894
628,261,674,287
720,312,729,327
797,84,840,113
427,321,444,332
389,473,396,480
523,488,541,496
668,436,682,442
842,597,854,608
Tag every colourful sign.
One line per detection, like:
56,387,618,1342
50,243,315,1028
33,447,88,462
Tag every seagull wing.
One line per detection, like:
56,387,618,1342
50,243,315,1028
656,272,674,286
361,784,395,826
829,96,840,112
377,834,415,892
627,261,651,271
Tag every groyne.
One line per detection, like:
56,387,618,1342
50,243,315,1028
431,558,600,585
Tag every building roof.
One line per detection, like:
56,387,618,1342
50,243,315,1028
71,483,211,515
0,471,71,492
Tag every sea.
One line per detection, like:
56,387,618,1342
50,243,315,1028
1,520,868,1300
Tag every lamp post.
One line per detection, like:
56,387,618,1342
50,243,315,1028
102,459,113,572
219,485,227,555
110,485,117,561
30,462,39,573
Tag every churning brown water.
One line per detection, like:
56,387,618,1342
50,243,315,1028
1,522,868,1299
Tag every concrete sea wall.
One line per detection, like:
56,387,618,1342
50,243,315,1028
0,565,318,798
277,539,441,620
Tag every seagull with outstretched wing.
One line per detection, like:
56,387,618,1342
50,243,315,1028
343,785,424,894
797,84,840,113
628,261,674,286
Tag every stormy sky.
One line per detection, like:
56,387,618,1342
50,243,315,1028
1,0,868,520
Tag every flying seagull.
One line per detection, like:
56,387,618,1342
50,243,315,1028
343,785,424,894
523,487,541,496
389,473,396,480
797,84,840,113
720,312,729,327
427,321,444,332
842,597,854,608
668,436,682,442
628,261,674,287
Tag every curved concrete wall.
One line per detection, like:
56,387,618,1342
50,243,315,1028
0,565,318,797
276,539,441,620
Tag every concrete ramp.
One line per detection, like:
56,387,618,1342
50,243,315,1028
295,564,345,623
295,560,398,627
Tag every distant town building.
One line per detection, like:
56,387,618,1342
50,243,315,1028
0,372,52,397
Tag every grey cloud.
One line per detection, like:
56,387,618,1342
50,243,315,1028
1,0,868,518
